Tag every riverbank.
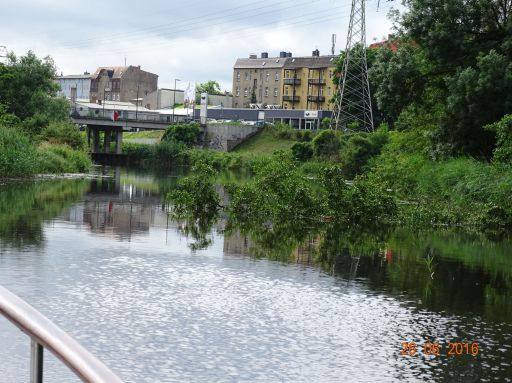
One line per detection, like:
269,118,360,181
0,124,92,178
149,121,512,233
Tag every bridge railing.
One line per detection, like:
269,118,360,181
0,285,123,383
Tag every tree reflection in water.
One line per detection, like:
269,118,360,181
0,179,89,250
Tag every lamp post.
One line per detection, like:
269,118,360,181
172,78,180,123
103,87,111,118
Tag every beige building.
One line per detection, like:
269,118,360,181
232,50,337,110
89,65,158,104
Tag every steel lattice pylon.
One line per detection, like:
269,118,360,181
332,0,374,132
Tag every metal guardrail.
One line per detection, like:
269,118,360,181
0,285,123,383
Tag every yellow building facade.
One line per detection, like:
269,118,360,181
233,51,337,110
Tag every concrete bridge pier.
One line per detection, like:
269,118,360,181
88,125,123,155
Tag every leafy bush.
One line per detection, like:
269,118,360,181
339,127,389,179
485,114,512,163
0,124,38,177
153,140,187,168
123,142,155,163
269,123,295,139
162,122,202,147
39,120,84,149
295,130,312,142
312,129,340,158
320,165,397,225
291,142,313,161
37,143,91,173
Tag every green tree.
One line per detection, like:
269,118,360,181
440,50,512,156
196,80,223,95
370,45,425,124
0,51,70,135
162,122,202,147
401,0,512,71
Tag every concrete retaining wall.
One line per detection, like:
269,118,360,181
203,124,260,152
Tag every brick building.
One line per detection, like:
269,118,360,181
89,65,158,104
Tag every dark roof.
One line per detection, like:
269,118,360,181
90,66,158,80
233,55,338,70
284,55,338,69
91,66,129,80
55,75,91,80
234,57,287,69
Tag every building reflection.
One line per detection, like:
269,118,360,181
64,167,168,241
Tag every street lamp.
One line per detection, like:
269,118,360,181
172,78,180,123
103,87,111,118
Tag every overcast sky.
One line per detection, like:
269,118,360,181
0,0,402,91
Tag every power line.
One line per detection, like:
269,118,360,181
57,3,391,57
61,0,322,48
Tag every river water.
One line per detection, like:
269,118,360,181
0,167,511,382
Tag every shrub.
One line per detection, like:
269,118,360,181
39,121,84,149
37,144,91,173
162,122,202,147
339,127,389,179
291,142,313,161
123,142,155,163
485,114,512,163
0,124,38,177
320,117,332,130
269,123,295,139
312,129,340,158
153,140,186,168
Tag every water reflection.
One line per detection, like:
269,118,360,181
0,168,511,382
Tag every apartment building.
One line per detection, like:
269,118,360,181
232,50,337,110
232,52,287,108
89,65,158,104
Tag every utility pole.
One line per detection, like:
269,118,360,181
331,0,374,132
135,84,139,120
172,78,180,123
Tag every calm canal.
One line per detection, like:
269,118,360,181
0,167,511,382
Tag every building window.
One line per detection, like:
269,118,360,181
275,72,279,81
265,87,269,97
284,87,289,96
236,87,240,96
274,88,278,97
236,71,240,82
329,70,333,79
244,88,248,97
266,71,270,81
245,72,249,80
328,87,331,96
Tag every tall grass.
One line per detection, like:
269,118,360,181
0,125,38,177
37,143,91,173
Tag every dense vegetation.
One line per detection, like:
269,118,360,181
0,51,91,177
161,0,512,234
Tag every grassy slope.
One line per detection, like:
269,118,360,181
123,130,165,140
233,129,296,157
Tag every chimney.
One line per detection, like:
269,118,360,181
279,51,287,58
249,54,257,59
261,52,268,59
312,49,320,56
287,52,292,57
